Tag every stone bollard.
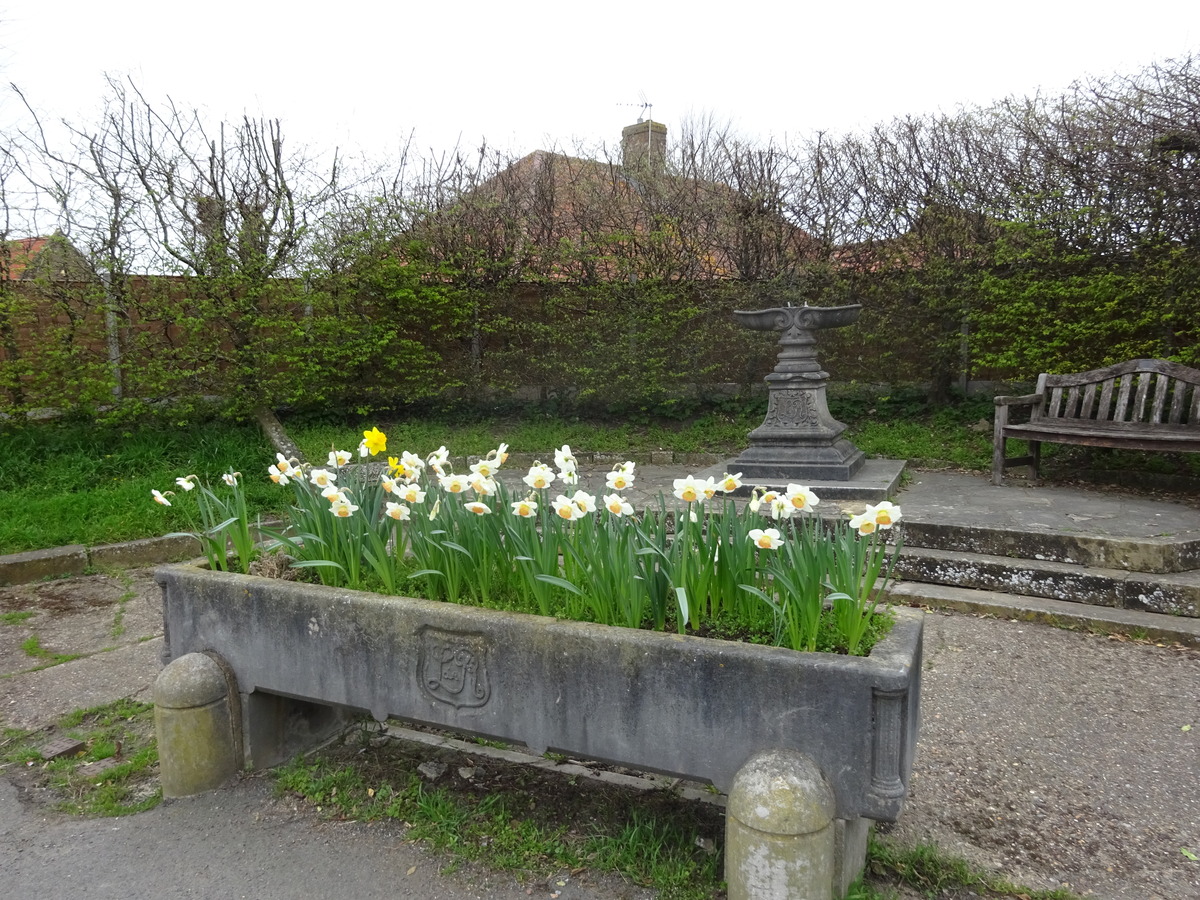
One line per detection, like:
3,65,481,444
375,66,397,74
725,749,837,900
154,652,241,798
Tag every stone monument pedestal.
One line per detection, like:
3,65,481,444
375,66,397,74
708,303,904,502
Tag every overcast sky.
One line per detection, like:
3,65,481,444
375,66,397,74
2,1,1198,163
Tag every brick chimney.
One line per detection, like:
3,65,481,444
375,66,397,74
621,120,667,171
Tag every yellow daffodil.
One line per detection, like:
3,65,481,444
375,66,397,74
362,427,387,456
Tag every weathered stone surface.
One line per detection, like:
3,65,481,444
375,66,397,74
895,546,1200,618
89,534,200,569
0,545,87,586
726,749,836,900
157,564,923,822
154,652,240,797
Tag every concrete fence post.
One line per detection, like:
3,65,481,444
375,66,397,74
725,749,837,900
153,652,241,798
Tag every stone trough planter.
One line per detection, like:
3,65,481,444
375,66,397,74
155,563,923,898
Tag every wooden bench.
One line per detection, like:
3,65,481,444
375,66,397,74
992,358,1200,485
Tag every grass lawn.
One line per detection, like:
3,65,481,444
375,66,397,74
3,390,1194,554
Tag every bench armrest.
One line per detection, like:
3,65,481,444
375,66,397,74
994,392,1043,408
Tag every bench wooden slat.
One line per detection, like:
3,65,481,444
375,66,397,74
1066,385,1081,418
1151,375,1170,423
1080,383,1098,418
1169,381,1187,424
1048,386,1064,418
1097,378,1115,421
1114,375,1134,423
1132,373,1151,423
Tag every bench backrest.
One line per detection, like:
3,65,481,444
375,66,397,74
1034,359,1200,428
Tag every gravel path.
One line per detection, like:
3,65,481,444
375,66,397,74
884,609,1200,900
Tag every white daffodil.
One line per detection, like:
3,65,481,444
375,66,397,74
493,442,509,464
603,493,634,517
398,484,426,504
328,449,353,468
222,472,240,487
770,497,794,520
571,490,597,515
323,486,346,502
605,468,634,491
380,475,398,494
510,498,538,518
551,494,584,521
558,465,579,486
400,451,424,473
384,502,411,521
268,464,291,486
554,444,577,472
175,476,196,492
427,445,450,468
329,497,359,518
748,489,778,514
748,527,783,550
869,501,902,529
464,501,491,516
274,453,297,476
309,468,337,488
439,473,470,494
718,472,743,493
849,511,878,536
152,489,172,506
700,477,719,501
470,475,497,496
672,475,706,504
785,484,820,513
357,440,369,458
523,464,556,490
470,458,497,479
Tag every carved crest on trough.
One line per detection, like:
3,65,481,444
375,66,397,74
418,626,492,708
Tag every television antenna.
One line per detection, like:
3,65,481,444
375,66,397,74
617,91,653,123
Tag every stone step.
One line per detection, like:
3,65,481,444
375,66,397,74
884,581,1200,648
893,546,1200,617
898,520,1200,575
